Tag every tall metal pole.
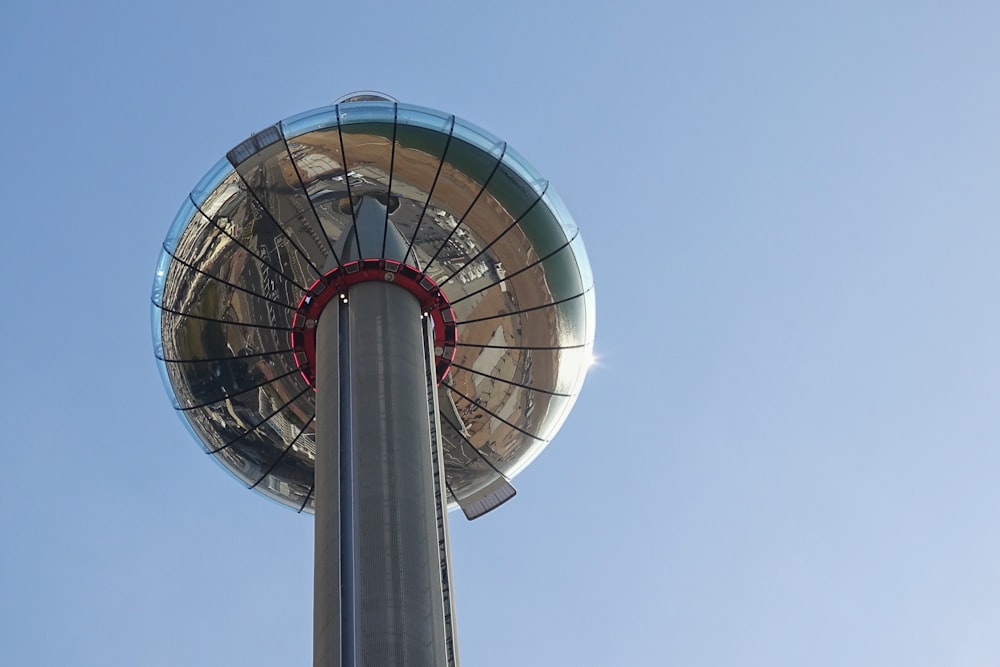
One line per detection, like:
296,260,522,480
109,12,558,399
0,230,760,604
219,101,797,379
314,299,343,667
313,198,450,667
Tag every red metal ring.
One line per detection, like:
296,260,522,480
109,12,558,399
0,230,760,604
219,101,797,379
290,260,457,389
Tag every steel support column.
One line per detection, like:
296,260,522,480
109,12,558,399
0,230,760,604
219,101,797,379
313,198,450,667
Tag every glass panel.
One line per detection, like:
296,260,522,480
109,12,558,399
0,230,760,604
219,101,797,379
446,268,517,325
176,385,312,461
525,393,575,447
396,103,453,133
447,342,574,462
151,301,165,359
537,238,584,302
176,410,213,454
570,233,594,291
161,351,299,407
151,247,173,308
387,124,453,267
426,160,543,294
552,292,590,350
194,174,319,295
393,123,453,165
449,333,566,397
403,136,504,276
196,170,243,220
421,210,497,291
456,376,582,481
551,344,592,400
483,161,544,223
190,156,234,206
241,400,316,510
443,367,551,479
163,197,198,254
252,450,315,510
439,429,509,502
337,100,395,126
582,287,597,346
281,106,338,139
540,187,579,238
338,120,396,224
151,312,179,409
499,144,548,196
160,252,297,324
451,116,505,156
517,204,571,270
443,136,505,191
227,125,281,166
233,139,338,273
185,384,311,459
285,128,354,260
168,355,300,411
456,288,587,346
158,305,295,407
444,240,579,319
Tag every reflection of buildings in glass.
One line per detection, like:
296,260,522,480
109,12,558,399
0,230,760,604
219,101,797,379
258,387,316,460
149,102,586,498
153,97,594,667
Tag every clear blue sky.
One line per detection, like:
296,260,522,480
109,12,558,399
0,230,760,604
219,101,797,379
3,1,1000,665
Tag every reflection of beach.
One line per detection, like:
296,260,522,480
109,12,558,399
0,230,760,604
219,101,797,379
450,273,560,467
158,121,585,509
323,132,565,467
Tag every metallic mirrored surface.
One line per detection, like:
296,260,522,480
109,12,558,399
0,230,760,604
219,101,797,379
152,101,595,513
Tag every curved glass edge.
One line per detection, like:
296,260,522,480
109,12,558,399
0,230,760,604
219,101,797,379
150,304,179,409
184,416,312,512
541,187,579,238
560,287,597,397
246,471,312,513
503,337,596,481
395,103,454,134
582,287,597,345
176,404,213,454
450,115,506,157
502,285,595,481
500,144,548,196
162,198,197,256
203,448,310,514
280,106,339,139
538,395,579,443
273,101,557,212
570,234,595,293
504,437,552,480
335,90,398,104
190,156,234,207
280,101,455,142
150,245,173,307
337,100,396,125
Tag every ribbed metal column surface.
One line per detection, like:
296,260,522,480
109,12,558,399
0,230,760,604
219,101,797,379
314,303,343,667
424,319,461,667
347,280,448,666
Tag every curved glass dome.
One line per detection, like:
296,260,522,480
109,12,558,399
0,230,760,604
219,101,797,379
151,100,595,513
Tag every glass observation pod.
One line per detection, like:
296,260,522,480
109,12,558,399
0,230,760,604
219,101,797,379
151,99,595,515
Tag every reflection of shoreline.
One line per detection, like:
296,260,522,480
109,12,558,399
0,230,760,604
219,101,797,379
158,120,589,511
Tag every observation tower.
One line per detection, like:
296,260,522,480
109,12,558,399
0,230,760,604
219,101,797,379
151,93,595,667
